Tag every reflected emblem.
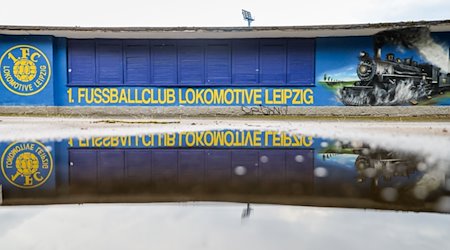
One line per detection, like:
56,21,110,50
0,45,51,96
1,141,53,188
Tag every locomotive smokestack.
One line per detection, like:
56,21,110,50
376,48,382,60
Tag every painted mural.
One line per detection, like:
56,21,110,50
317,27,450,106
0,27,449,108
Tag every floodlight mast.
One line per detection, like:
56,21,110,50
241,9,254,27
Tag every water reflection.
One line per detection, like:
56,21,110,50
0,130,449,213
0,203,449,250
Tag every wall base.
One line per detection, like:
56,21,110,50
1,106,450,118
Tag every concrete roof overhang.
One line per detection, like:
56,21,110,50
1,20,450,39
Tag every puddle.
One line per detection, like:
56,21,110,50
0,129,449,249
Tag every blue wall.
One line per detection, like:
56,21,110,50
0,35,54,105
0,33,449,107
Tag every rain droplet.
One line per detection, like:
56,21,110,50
260,155,269,163
45,146,52,152
380,187,398,202
234,166,247,176
362,148,370,155
294,155,304,163
363,168,377,178
417,162,428,172
314,167,328,178
320,142,329,148
435,197,450,212
413,186,428,200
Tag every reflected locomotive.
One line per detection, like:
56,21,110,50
341,47,450,106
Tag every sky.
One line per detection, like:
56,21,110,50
0,0,449,27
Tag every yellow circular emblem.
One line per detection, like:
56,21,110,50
0,45,51,96
1,141,53,189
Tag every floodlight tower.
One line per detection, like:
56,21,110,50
242,9,254,27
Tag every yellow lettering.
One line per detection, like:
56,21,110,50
253,89,262,104
7,53,18,63
30,52,41,62
167,89,176,104
20,48,30,59
110,88,119,103
304,88,314,105
273,89,283,104
292,89,303,104
142,135,154,147
33,172,44,182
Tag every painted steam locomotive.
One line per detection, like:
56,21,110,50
340,47,450,106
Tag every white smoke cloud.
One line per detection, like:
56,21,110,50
413,38,450,73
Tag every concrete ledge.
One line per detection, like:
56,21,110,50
1,106,450,118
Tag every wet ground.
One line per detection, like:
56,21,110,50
0,116,449,249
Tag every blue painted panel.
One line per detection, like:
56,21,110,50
232,40,259,85
206,41,231,84
0,141,56,192
287,39,315,85
178,149,205,183
286,150,314,182
96,40,123,85
152,150,178,180
151,42,177,84
54,38,68,106
0,36,54,105
178,41,204,85
68,40,95,85
231,149,259,180
124,40,150,85
259,150,285,181
260,40,286,84
125,150,151,180
205,150,232,180
69,149,97,190
98,149,124,187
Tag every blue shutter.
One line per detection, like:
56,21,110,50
152,149,178,180
98,149,125,188
259,150,286,181
125,149,151,180
69,149,97,191
124,40,150,85
232,40,259,85
68,40,96,85
96,40,123,85
260,40,286,84
287,39,315,85
178,41,204,85
205,150,231,181
151,41,177,85
206,41,231,85
178,150,205,184
231,149,259,181
286,150,314,184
